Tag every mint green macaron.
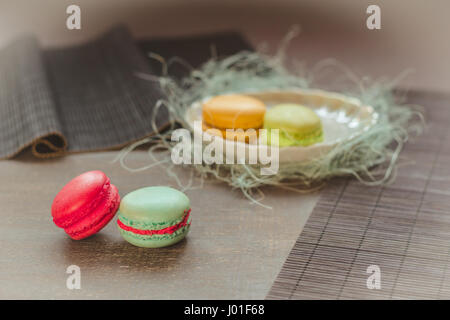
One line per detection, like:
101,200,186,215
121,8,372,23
117,186,192,248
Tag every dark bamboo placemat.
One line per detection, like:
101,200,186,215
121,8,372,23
267,91,450,299
0,26,251,159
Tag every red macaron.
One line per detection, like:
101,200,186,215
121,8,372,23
51,170,120,240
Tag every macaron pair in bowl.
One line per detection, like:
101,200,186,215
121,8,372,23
200,93,323,147
186,89,377,163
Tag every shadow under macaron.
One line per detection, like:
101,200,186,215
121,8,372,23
56,231,189,273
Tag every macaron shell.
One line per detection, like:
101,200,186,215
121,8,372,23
264,103,321,133
261,127,324,147
51,170,120,240
52,170,109,227
118,224,190,248
66,184,120,240
202,122,259,143
202,94,266,129
119,186,190,224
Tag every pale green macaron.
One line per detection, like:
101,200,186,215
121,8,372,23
117,186,191,248
263,103,324,147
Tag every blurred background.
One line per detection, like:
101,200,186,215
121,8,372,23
0,0,448,92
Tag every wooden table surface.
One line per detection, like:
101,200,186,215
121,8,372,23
1,0,447,300
0,150,317,299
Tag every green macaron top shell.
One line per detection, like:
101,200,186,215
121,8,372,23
264,103,321,133
119,186,190,226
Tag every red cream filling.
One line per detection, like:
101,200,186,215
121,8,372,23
117,209,191,236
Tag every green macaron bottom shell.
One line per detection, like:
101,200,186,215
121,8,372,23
118,222,191,248
261,126,324,147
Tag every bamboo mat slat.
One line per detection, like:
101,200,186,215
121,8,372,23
267,91,450,300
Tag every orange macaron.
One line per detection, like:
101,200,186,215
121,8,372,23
202,94,266,142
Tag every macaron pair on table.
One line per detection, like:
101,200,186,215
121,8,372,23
51,170,191,248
